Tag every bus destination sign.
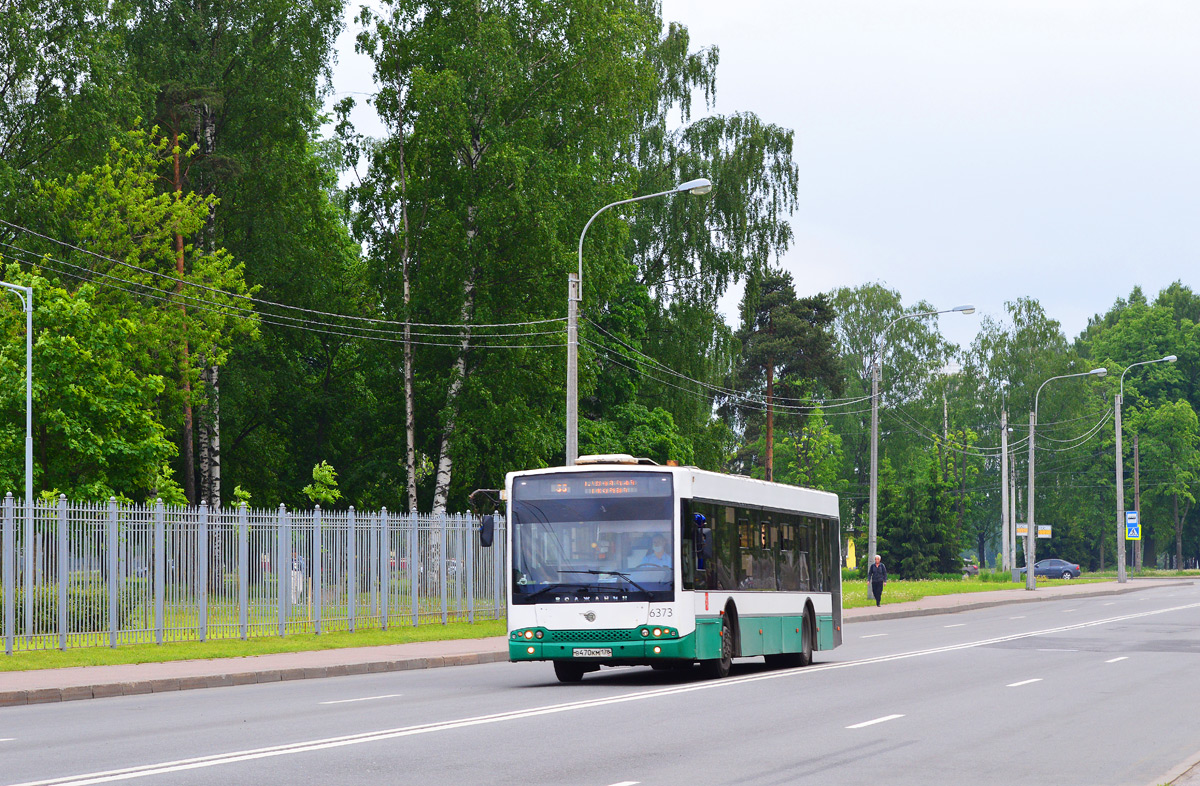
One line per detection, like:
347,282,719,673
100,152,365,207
520,472,671,499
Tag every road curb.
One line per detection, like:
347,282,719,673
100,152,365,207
845,581,1193,623
0,650,510,708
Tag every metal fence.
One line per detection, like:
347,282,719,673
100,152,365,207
0,494,507,654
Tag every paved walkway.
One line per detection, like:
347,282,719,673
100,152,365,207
0,578,1188,712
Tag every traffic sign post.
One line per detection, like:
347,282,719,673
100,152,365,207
1125,510,1140,541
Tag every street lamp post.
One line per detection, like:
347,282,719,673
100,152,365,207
0,281,32,647
1027,367,1107,590
1115,355,1176,583
867,304,974,566
566,178,712,465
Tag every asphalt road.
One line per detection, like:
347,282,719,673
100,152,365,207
3,582,1199,786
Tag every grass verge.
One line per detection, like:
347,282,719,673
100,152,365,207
843,575,1106,609
0,618,507,672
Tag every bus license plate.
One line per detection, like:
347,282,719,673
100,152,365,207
573,648,612,658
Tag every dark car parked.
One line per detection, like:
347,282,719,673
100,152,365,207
1018,558,1081,579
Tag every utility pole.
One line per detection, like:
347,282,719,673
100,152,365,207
1000,408,1009,571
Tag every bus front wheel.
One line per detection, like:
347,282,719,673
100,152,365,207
553,661,585,683
701,613,734,679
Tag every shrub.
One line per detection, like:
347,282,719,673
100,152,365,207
0,584,137,635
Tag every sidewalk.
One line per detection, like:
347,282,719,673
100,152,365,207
0,578,1189,710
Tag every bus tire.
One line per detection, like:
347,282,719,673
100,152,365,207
553,661,585,683
701,613,734,679
799,609,814,667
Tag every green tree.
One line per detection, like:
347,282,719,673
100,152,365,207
302,460,343,507
729,268,840,481
1133,400,1200,569
0,265,175,499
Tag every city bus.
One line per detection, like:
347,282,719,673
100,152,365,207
497,454,842,682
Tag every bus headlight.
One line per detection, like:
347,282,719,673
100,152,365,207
535,630,543,639
653,628,662,637
641,629,649,637
527,646,535,654
524,630,534,639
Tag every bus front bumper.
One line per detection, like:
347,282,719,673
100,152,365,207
509,632,696,662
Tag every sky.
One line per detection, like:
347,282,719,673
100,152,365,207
327,1,1200,352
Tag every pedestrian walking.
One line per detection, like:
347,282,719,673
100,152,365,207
867,553,887,607
290,549,306,605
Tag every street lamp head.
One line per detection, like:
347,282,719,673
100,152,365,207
675,177,713,195
1089,367,1108,377
1164,355,1178,363
952,304,976,314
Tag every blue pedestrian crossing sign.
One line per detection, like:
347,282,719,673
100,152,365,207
1125,510,1141,541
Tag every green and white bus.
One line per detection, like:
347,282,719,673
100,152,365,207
501,454,842,682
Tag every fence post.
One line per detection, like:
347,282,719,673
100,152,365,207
494,514,503,620
57,494,67,650
313,504,322,635
154,498,164,646
409,513,418,627
380,507,389,631
107,497,118,648
239,503,249,640
277,503,287,638
467,514,475,624
4,493,13,655
440,515,448,625
347,506,356,633
368,511,377,620
198,501,208,642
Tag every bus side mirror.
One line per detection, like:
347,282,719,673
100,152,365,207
480,515,495,548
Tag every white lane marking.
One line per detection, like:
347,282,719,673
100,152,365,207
319,694,404,705
1037,648,1077,652
1009,615,1025,619
1103,602,1115,606
15,600,1200,786
606,782,640,786
1007,678,1043,688
847,714,904,729
1062,609,1076,613
1106,656,1129,663
944,623,965,628
861,633,888,638
0,738,14,742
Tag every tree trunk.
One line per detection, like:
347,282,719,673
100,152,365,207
194,101,220,510
173,131,196,505
430,270,477,515
764,356,774,482
1174,494,1184,570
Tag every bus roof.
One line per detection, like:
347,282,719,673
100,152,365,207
507,461,839,520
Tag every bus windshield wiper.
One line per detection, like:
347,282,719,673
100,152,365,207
558,569,652,598
521,583,566,603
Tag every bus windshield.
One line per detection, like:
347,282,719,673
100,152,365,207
510,471,674,604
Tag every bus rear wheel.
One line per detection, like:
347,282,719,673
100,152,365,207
799,610,813,667
701,614,734,679
553,661,585,683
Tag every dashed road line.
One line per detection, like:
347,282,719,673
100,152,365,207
319,694,404,705
1007,678,1043,688
861,633,888,639
1106,656,1128,663
847,714,904,729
